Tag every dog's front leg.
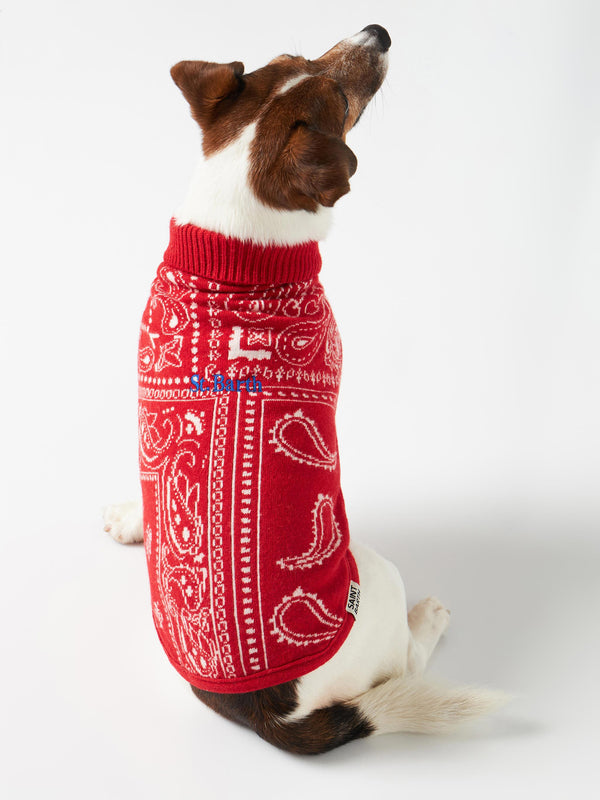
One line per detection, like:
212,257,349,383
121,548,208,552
103,500,143,544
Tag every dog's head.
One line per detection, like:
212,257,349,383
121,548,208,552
171,26,390,214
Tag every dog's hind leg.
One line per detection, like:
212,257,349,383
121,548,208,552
103,499,143,544
406,596,451,673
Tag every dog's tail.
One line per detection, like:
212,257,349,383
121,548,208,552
270,677,507,754
354,675,508,736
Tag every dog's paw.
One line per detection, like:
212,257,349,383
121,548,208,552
103,500,143,545
408,596,451,638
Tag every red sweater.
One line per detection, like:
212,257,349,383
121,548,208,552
138,220,359,693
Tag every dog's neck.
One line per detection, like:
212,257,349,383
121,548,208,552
174,122,333,247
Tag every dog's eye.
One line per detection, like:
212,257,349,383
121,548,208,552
338,89,349,121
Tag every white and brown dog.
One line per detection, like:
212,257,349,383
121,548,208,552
104,25,505,754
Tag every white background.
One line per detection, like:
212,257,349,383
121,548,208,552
1,1,599,797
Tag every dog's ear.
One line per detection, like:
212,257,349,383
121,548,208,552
250,76,358,212
269,124,358,211
170,60,245,125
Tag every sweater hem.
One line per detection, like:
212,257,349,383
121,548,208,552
154,550,359,694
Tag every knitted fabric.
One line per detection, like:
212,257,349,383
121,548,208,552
138,220,359,693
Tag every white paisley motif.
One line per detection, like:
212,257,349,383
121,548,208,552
277,494,342,570
275,319,327,366
153,294,190,335
269,587,343,647
165,446,203,556
138,407,179,467
139,345,155,373
164,563,206,611
156,335,184,371
166,603,219,679
269,409,337,470
324,318,342,373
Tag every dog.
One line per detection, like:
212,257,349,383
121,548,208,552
104,25,505,755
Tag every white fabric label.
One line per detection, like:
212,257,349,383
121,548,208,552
346,580,361,619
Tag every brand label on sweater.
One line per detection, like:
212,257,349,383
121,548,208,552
346,581,361,619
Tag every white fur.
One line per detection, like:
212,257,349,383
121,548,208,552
345,30,371,46
276,73,310,95
103,500,143,544
175,122,333,246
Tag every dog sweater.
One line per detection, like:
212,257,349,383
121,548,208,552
138,220,359,693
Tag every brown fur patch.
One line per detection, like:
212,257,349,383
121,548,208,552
249,76,357,212
191,680,374,755
171,59,311,157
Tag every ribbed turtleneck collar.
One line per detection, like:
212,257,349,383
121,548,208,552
162,219,322,285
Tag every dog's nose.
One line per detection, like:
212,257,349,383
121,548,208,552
361,24,391,53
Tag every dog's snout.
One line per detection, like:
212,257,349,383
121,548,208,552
361,24,391,53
